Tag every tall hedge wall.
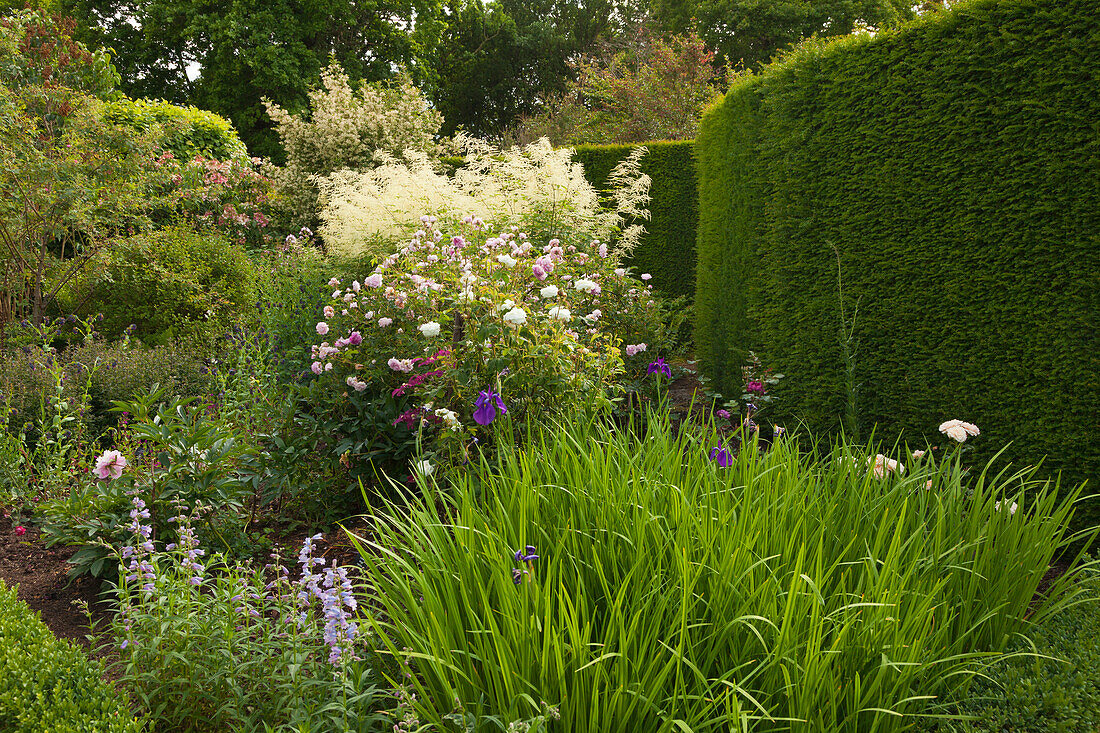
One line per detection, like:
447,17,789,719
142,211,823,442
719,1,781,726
573,142,697,300
696,0,1099,503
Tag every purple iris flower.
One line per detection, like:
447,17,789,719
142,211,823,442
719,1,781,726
473,389,507,425
709,446,733,468
647,358,672,379
513,545,539,563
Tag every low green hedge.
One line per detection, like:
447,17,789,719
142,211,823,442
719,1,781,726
0,581,145,732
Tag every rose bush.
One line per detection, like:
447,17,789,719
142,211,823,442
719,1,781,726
307,215,680,478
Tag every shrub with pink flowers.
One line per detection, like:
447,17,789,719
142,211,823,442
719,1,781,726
151,151,280,250
307,215,682,474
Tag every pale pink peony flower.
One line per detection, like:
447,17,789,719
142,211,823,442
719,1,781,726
939,420,980,443
94,449,128,480
388,358,414,373
364,273,384,288
311,361,323,375
625,343,647,357
867,453,904,479
316,321,329,336
641,273,652,281
378,317,393,328
323,305,335,319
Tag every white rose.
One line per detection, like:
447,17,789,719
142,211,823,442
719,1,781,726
548,306,571,321
540,285,559,299
503,306,527,328
418,321,441,338
497,254,518,268
573,278,598,294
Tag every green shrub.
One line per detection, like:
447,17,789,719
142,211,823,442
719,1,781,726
0,335,211,441
572,141,697,301
69,226,258,347
694,0,1100,514
105,96,247,161
356,412,1089,731
0,581,145,732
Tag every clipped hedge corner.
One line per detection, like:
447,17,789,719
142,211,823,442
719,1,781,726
0,581,145,732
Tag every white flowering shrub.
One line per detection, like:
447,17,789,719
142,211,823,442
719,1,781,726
307,215,677,476
315,136,651,263
263,63,443,227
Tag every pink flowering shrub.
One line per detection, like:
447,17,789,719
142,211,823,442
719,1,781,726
150,151,279,249
308,216,680,470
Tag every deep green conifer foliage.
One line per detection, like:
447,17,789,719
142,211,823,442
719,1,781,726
695,0,1100,509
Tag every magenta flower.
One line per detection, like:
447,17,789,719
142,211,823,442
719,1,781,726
93,449,128,480
647,358,672,379
14,526,25,536
716,409,731,419
473,390,507,426
347,331,362,346
746,380,765,395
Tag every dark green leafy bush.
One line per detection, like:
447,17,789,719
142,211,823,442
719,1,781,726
68,226,258,347
0,581,146,732
0,337,210,440
694,0,1100,514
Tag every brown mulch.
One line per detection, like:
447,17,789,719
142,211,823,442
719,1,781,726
0,515,112,647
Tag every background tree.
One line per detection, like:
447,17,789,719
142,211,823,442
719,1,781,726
52,0,445,158
647,0,915,70
433,0,648,139
505,29,724,145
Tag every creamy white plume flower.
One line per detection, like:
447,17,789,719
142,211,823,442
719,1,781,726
502,306,527,327
540,285,559,299
939,420,980,443
418,321,441,338
548,306,571,321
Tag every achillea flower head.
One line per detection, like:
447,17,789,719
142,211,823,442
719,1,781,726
939,419,980,443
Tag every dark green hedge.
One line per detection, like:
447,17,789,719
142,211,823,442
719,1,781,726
696,0,1100,509
573,142,697,300
0,581,145,732
105,97,247,161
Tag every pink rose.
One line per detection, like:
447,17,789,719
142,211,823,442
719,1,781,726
93,449,128,480
14,526,26,536
311,361,323,375
316,321,329,336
